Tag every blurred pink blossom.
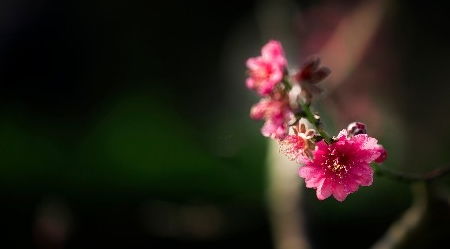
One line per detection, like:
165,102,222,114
250,98,291,139
246,41,287,96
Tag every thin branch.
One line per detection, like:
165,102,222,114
300,103,333,144
376,165,450,182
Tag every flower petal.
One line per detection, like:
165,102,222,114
316,178,333,200
332,184,349,202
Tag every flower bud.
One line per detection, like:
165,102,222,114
346,122,367,136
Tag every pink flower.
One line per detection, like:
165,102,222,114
299,130,383,201
261,119,288,140
246,41,287,96
250,98,291,139
261,40,287,67
279,122,316,164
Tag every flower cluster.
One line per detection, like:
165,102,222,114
246,41,292,139
246,40,387,202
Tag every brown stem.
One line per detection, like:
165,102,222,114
376,165,450,182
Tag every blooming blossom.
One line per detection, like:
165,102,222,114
250,98,291,139
299,130,384,201
246,41,287,96
279,122,316,163
260,40,287,66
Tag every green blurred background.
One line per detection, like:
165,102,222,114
1,0,450,248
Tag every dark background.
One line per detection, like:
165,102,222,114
1,0,450,248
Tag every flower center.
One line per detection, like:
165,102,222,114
253,69,268,79
251,64,273,84
252,69,269,84
329,157,347,172
324,149,349,179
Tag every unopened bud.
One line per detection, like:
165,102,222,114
347,122,367,136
